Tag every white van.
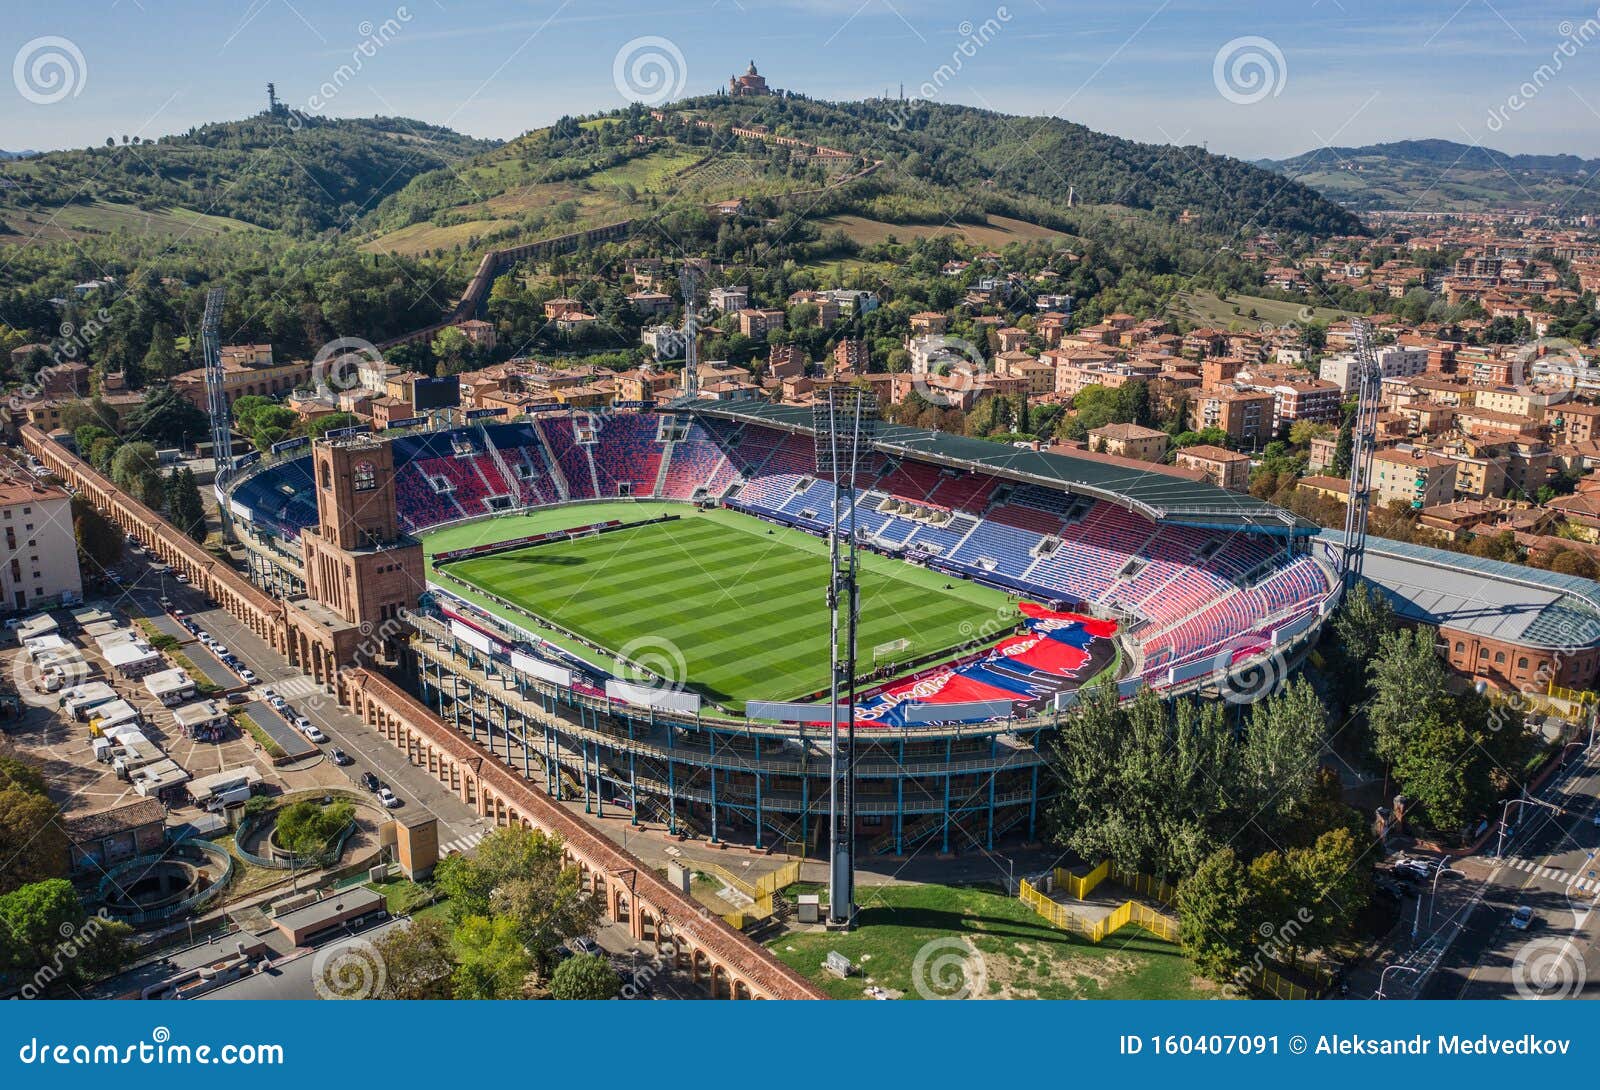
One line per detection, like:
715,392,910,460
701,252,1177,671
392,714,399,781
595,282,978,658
205,784,253,812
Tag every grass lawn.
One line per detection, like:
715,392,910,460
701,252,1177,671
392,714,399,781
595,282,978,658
1174,289,1352,331
429,504,1012,710
767,882,1215,1000
815,213,1073,249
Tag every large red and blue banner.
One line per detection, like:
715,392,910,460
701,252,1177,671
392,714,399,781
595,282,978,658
852,603,1118,726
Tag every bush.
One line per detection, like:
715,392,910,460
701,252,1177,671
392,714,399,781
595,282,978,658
549,952,620,1000
274,799,354,857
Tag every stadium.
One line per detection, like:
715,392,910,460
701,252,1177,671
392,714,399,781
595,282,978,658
221,403,1340,855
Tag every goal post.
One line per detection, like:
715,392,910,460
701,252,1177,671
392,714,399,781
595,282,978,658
872,637,910,665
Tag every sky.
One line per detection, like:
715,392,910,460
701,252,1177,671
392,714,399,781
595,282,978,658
4,0,1599,161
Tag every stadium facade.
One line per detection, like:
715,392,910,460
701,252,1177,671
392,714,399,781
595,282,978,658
216,404,1343,854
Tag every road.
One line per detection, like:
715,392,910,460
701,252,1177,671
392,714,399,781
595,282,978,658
118,555,489,856
1427,748,1600,1000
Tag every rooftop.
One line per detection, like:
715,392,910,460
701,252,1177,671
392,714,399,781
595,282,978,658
1317,530,1600,650
694,400,1314,534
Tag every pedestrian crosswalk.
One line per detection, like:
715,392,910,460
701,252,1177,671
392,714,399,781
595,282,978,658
1502,854,1600,894
439,830,486,857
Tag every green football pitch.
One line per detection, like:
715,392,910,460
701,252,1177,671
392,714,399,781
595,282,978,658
428,504,1014,710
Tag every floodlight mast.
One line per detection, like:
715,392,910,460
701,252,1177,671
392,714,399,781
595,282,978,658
1339,318,1383,588
680,265,699,401
201,288,233,537
814,387,877,928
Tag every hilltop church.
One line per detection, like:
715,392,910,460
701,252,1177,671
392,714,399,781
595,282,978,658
729,60,769,96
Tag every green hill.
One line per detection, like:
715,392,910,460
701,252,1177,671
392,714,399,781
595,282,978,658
356,96,1360,261
1257,139,1600,214
0,113,495,239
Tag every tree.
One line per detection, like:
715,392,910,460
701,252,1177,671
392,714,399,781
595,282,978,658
1176,848,1252,982
451,915,533,1000
123,383,207,448
1368,627,1532,833
549,952,620,999
1331,410,1354,477
109,442,163,506
436,826,599,964
431,327,471,375
0,878,130,992
273,799,354,858
72,497,124,574
306,412,361,440
0,785,69,896
165,468,207,543
1325,581,1395,712
373,916,456,999
140,322,181,380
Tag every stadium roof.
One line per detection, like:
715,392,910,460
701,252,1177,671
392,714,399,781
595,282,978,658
1314,530,1600,651
694,400,1316,534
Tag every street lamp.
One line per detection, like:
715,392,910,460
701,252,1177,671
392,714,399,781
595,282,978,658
1428,865,1464,927
1495,795,1564,858
1375,964,1417,1000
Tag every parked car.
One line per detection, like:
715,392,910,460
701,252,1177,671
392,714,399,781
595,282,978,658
377,786,400,809
295,718,326,744
225,692,249,705
174,573,189,585
360,771,380,792
330,747,351,766
571,936,601,957
1511,905,1535,930
1392,860,1431,882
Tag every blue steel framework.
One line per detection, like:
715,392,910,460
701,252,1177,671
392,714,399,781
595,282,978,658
406,609,1049,857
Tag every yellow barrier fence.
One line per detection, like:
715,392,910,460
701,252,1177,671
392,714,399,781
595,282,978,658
1020,877,1179,945
1025,870,1324,996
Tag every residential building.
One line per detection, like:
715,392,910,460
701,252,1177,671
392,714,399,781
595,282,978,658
1174,445,1251,491
1087,423,1168,463
0,474,82,613
1372,448,1458,509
